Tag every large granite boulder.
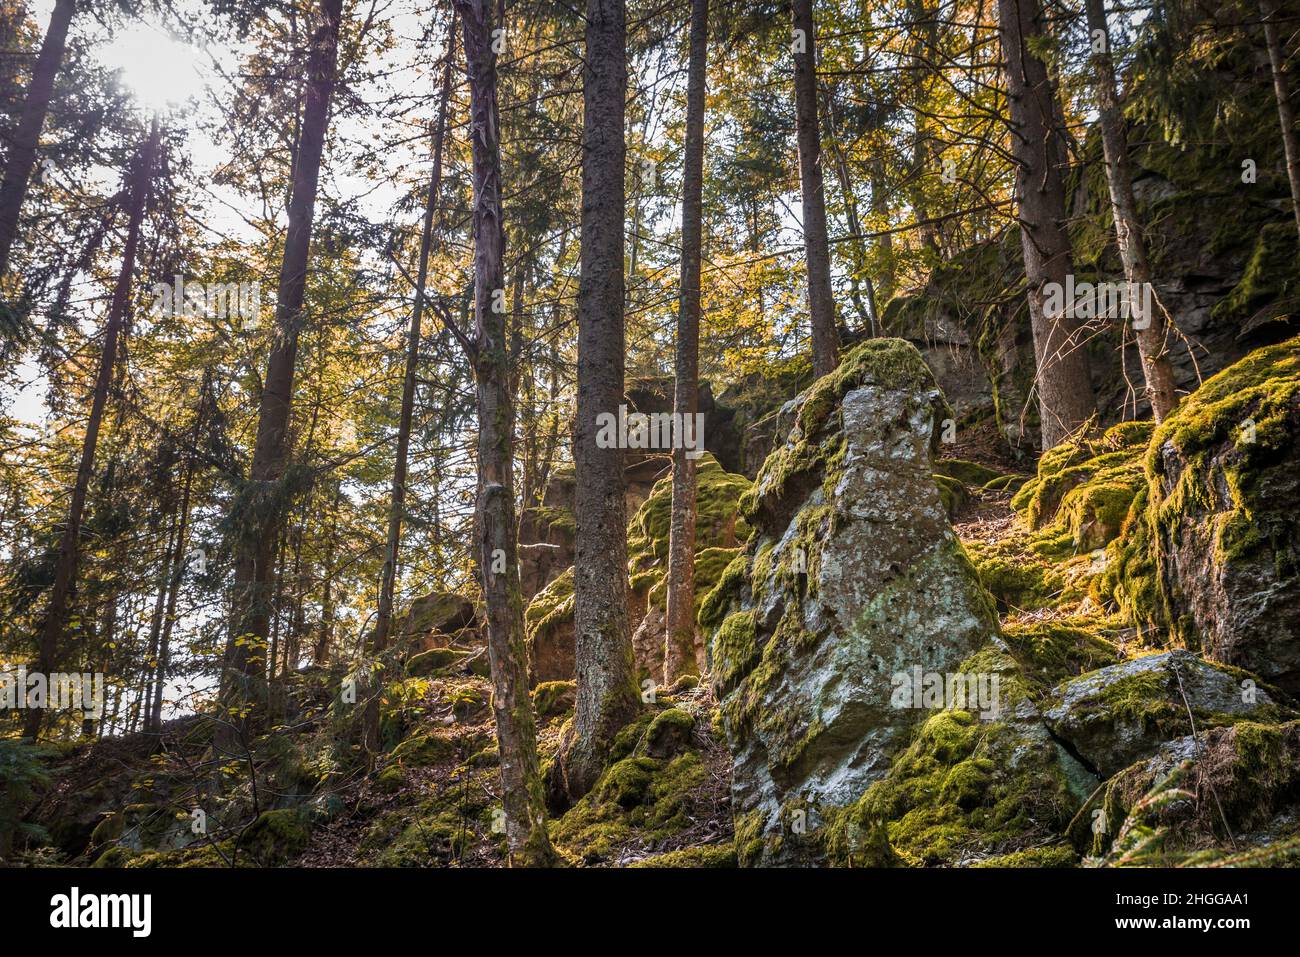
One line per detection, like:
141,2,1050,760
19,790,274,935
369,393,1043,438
710,339,1002,865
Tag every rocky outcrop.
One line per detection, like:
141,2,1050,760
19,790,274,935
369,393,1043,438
708,339,1002,865
1143,337,1300,692
523,453,751,686
396,591,476,651
1042,649,1285,778
882,75,1300,458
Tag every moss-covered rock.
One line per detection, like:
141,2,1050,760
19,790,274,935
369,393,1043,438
715,338,1003,866
531,680,576,720
236,808,312,866
1140,336,1300,692
1076,720,1300,865
841,708,1083,866
388,732,457,767
551,752,711,864
405,647,470,678
635,708,695,759
523,567,575,684
1043,649,1292,778
630,842,737,867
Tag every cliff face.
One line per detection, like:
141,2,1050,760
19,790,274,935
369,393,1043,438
697,337,1300,867
880,40,1300,458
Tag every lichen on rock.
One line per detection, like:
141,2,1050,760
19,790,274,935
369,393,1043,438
711,338,1003,865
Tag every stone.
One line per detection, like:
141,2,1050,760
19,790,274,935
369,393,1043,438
1147,337,1300,692
1042,649,1285,778
716,339,1001,866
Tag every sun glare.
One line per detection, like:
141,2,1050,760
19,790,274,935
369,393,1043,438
99,24,208,112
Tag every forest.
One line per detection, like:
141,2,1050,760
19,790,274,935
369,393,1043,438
1,0,1299,881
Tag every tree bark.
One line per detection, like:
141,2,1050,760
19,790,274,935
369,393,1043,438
362,13,455,757
560,0,641,802
453,0,558,866
148,457,195,734
790,0,840,377
0,0,74,285
141,507,179,733
219,0,343,754
664,0,708,686
314,483,342,666
1084,0,1178,421
1262,0,1300,241
996,0,1096,448
23,115,158,739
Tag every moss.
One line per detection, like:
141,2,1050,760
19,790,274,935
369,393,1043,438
637,708,696,758
405,647,467,678
236,808,311,866
1211,222,1300,325
125,841,233,868
934,473,968,518
608,709,655,762
551,752,710,863
626,453,753,579
935,458,1007,488
1000,618,1124,690
1082,720,1300,864
965,535,1063,613
448,684,487,721
523,504,576,535
532,680,576,719
376,766,406,793
1148,337,1299,572
389,732,456,767
90,810,124,848
596,756,660,808
1090,337,1300,643
851,709,1079,865
398,591,474,642
466,747,499,770
1016,446,1145,541
371,809,469,866
971,845,1078,867
982,473,1028,493
630,842,737,867
90,845,139,868
524,566,575,647
710,610,758,694
697,553,748,636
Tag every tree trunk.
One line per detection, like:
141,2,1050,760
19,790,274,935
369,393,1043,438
1262,0,1300,241
219,0,343,754
23,116,157,739
0,0,74,284
996,0,1096,448
664,0,708,686
1084,0,1178,421
314,484,341,666
908,0,940,253
141,508,179,733
871,156,895,305
453,0,558,866
362,14,454,756
148,457,195,734
791,0,840,377
560,0,641,802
